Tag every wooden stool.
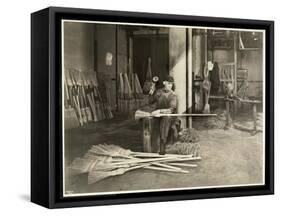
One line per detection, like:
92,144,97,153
142,117,160,153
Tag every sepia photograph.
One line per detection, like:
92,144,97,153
62,20,265,197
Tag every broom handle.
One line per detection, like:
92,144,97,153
114,156,202,166
113,156,180,165
126,164,149,171
152,162,182,171
87,93,98,121
166,157,201,162
137,113,217,118
155,113,216,117
144,166,189,174
76,88,84,122
166,162,198,168
69,70,84,125
64,76,70,105
124,163,189,174
122,161,185,173
131,152,193,158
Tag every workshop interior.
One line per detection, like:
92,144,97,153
62,21,264,196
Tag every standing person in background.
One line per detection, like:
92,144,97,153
210,62,220,95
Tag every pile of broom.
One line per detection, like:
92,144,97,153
64,69,113,129
69,144,201,184
118,58,147,113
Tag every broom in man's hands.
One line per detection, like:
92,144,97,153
135,110,216,120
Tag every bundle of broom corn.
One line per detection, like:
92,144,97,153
128,58,146,109
142,57,153,94
64,69,113,129
118,58,147,113
69,144,201,184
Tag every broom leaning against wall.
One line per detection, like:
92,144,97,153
68,69,84,126
91,72,106,121
64,69,80,129
76,69,88,124
80,72,93,122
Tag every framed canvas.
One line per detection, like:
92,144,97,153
31,7,274,208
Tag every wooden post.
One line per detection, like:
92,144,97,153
204,29,208,64
233,32,238,95
142,117,160,153
253,103,257,132
115,25,119,112
225,100,230,128
169,28,187,128
193,30,203,111
233,32,238,113
187,28,193,129
142,117,152,152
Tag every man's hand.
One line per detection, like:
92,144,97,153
151,109,161,117
160,109,172,114
149,83,156,95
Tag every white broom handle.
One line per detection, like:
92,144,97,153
152,162,182,171
166,162,198,168
144,166,189,174
132,152,193,158
113,156,179,165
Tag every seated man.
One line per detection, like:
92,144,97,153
137,75,180,155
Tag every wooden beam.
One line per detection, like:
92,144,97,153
187,28,193,128
169,28,187,128
234,32,238,94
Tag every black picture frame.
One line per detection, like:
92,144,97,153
31,6,274,209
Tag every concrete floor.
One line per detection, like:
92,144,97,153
64,113,264,195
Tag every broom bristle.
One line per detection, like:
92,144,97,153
64,108,80,129
203,104,210,114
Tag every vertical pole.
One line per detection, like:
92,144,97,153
204,29,208,64
233,32,238,94
169,28,187,128
187,28,193,129
129,37,133,63
115,25,118,112
92,24,95,72
233,32,238,113
193,30,203,111
225,100,230,128
253,103,257,133
203,29,208,115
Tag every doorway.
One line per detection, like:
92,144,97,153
132,34,169,87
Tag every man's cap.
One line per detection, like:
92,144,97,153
163,75,174,83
